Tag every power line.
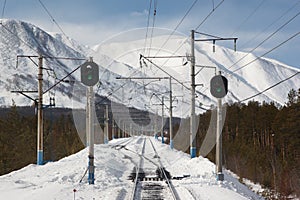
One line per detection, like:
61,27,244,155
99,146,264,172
43,56,86,94
151,0,199,58
228,9,300,70
152,0,225,66
148,0,158,56
230,0,266,36
143,0,153,55
239,70,300,103
136,1,225,105
97,1,224,107
239,0,300,49
195,0,224,31
1,0,6,19
233,31,300,73
194,2,300,98
0,22,39,54
38,0,74,48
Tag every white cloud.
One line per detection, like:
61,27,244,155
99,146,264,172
130,9,148,17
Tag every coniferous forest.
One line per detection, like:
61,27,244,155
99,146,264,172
0,89,299,199
0,105,84,176
196,88,300,199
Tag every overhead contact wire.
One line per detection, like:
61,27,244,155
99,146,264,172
233,31,300,73
239,70,300,103
228,10,300,70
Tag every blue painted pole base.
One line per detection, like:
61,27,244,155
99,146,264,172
190,147,196,158
88,172,94,184
37,150,43,165
104,138,108,144
88,157,95,185
217,173,224,181
162,136,164,144
170,139,174,149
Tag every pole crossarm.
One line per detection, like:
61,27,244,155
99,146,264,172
193,31,238,52
195,65,217,76
140,54,190,91
116,76,169,80
195,38,238,42
194,31,238,41
143,55,190,59
140,54,209,100
16,54,86,60
11,90,38,103
16,54,87,95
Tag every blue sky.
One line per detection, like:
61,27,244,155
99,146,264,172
1,0,300,68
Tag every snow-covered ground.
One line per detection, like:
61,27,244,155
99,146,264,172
0,136,264,200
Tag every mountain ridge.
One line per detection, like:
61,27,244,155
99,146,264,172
0,19,299,115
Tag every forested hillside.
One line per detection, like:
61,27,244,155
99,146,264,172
196,88,300,199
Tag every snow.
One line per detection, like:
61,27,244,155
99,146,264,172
0,136,264,200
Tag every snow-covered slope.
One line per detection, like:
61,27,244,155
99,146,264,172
0,137,263,200
0,19,299,115
93,32,300,111
0,19,85,107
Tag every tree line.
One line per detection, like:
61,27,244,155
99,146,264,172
0,104,84,175
195,88,300,199
0,89,299,199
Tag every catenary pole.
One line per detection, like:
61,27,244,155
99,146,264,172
118,119,121,138
37,55,44,165
88,85,95,184
161,96,165,144
104,105,109,144
86,89,90,147
216,97,224,181
169,77,173,149
190,30,197,158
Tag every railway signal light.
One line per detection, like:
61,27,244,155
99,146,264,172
210,74,228,98
81,61,99,86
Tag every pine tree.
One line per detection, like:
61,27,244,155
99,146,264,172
287,88,297,106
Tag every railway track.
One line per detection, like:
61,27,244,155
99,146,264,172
110,136,197,200
127,137,180,200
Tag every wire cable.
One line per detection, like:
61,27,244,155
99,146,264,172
38,0,66,36
233,31,300,73
0,22,39,54
154,0,224,62
148,0,158,56
1,0,6,19
239,70,300,103
143,0,153,55
230,0,266,36
228,10,300,70
38,0,74,48
239,0,300,49
151,0,199,58
138,0,225,104
97,0,224,107
195,0,224,31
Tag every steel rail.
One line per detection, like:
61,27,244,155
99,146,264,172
130,137,146,200
148,138,179,200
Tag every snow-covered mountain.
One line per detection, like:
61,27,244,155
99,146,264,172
0,19,299,116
